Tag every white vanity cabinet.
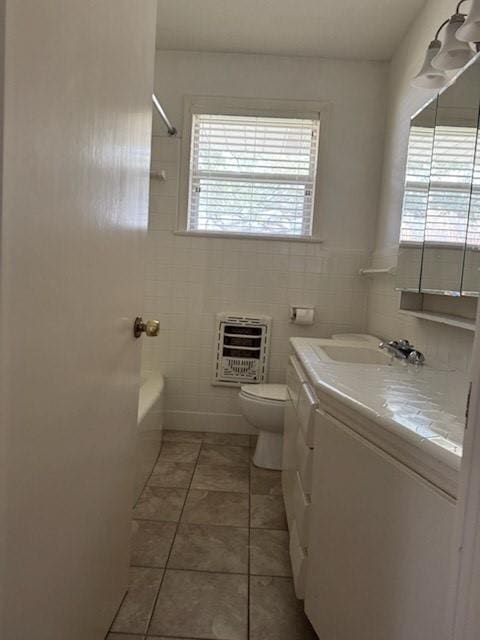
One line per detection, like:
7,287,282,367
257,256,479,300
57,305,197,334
282,356,317,598
304,409,455,640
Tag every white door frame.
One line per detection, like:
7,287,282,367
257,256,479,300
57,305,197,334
451,311,480,639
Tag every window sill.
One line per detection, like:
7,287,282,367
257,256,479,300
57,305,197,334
174,230,324,243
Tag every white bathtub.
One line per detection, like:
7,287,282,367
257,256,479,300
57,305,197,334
134,373,164,501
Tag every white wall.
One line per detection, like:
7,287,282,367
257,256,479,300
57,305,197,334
144,50,387,431
366,0,476,373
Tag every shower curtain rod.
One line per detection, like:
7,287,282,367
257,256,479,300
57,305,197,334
152,93,177,136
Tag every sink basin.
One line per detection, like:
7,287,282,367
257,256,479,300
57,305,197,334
314,344,393,365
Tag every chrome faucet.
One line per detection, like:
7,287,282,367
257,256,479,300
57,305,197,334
379,339,425,365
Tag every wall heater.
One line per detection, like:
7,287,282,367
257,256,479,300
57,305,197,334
213,313,272,386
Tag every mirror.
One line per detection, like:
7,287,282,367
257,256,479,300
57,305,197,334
396,99,437,292
462,119,480,295
396,56,480,296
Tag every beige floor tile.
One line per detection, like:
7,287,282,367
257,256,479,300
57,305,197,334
134,486,186,522
148,461,195,489
162,429,205,443
203,432,250,447
250,465,283,496
111,566,162,634
150,569,248,640
181,489,249,527
198,444,250,468
157,441,201,464
250,529,292,577
107,634,144,639
191,464,249,493
168,523,249,573
130,520,176,567
250,576,317,640
250,495,287,530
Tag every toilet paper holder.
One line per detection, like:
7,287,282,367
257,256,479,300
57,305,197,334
289,306,315,325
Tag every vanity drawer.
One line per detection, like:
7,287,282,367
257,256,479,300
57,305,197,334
296,427,313,495
292,471,311,549
296,382,318,447
286,356,307,408
289,520,307,599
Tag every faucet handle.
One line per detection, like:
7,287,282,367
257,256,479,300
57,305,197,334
407,350,425,365
398,339,412,349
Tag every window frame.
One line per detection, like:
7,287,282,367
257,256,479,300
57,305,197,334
177,96,329,242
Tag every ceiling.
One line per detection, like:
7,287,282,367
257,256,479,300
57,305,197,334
156,0,426,62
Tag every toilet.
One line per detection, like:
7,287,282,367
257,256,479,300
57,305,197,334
238,383,287,470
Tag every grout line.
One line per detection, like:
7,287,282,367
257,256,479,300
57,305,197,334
106,438,168,638
144,440,203,637
133,439,165,510
128,563,290,580
131,515,285,532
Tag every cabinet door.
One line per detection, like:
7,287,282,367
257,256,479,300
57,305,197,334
282,397,298,529
305,412,455,640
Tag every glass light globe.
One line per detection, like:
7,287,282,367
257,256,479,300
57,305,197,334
432,13,476,70
412,40,448,89
456,0,480,42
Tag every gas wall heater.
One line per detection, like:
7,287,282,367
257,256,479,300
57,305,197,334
213,313,272,386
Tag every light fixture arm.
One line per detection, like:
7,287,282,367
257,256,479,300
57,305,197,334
435,19,451,39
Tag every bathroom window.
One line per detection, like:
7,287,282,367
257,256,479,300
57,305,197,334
185,112,321,238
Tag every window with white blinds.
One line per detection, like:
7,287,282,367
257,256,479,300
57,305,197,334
400,125,435,244
400,123,479,246
466,133,480,248
425,124,478,245
187,113,320,237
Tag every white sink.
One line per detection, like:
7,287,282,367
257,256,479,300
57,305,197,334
314,343,393,365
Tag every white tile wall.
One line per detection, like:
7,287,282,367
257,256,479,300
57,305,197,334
143,136,371,431
142,49,387,431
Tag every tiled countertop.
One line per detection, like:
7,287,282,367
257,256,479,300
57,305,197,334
290,337,469,476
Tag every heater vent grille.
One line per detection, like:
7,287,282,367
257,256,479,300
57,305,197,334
213,313,272,386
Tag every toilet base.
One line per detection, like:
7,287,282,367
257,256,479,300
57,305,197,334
253,430,283,470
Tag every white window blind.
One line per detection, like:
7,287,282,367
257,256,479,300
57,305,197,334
466,132,480,248
400,123,479,246
187,113,320,236
400,125,435,244
425,124,478,245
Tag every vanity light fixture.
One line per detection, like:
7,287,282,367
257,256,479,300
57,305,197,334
411,36,449,88
432,3,476,70
457,0,480,42
412,0,476,88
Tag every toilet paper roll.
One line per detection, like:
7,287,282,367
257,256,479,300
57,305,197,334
292,307,315,325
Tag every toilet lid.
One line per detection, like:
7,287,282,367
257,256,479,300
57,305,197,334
240,384,288,402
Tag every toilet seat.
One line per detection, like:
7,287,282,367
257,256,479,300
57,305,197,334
240,384,287,403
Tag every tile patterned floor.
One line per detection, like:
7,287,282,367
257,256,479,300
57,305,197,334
108,430,317,640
